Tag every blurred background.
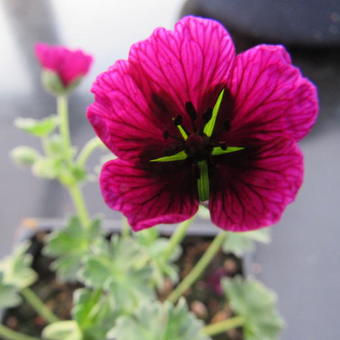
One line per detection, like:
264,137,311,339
0,0,339,339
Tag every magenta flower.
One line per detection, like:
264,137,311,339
35,43,93,93
87,16,318,232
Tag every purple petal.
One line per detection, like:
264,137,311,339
225,45,318,142
87,60,172,161
100,159,199,231
209,138,303,231
128,16,235,124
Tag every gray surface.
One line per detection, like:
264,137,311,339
0,1,340,339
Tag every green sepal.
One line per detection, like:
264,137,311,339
150,150,187,162
211,146,245,156
197,160,209,201
41,70,83,96
203,89,224,137
14,115,59,137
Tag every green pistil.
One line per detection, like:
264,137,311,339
203,89,224,138
175,123,188,140
211,146,244,156
150,150,187,162
197,160,209,201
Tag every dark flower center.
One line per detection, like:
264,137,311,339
185,133,211,161
151,90,244,202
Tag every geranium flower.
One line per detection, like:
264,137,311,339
87,16,318,232
35,43,93,94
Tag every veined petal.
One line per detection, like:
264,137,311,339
128,16,235,126
87,60,174,161
100,159,199,231
209,138,303,231
226,45,318,142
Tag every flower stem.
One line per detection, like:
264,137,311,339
21,287,59,324
57,95,71,161
167,232,226,303
0,325,40,340
77,137,104,168
56,95,91,229
202,316,245,336
163,218,194,261
68,184,91,228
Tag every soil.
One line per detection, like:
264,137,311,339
1,231,243,340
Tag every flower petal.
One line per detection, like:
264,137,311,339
87,60,175,161
225,45,318,142
209,138,303,231
128,16,235,125
100,159,199,231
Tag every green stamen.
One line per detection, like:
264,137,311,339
211,146,245,156
150,150,187,162
197,160,209,201
203,89,225,137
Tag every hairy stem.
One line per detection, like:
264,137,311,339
202,316,244,336
21,287,59,324
68,184,91,228
56,95,91,228
167,232,226,303
57,95,71,161
77,137,104,168
163,218,194,260
0,325,40,340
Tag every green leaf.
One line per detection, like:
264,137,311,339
10,146,41,166
15,115,59,137
72,288,116,340
0,243,37,289
134,228,180,286
223,277,284,340
44,217,103,281
0,274,22,309
109,299,211,340
79,236,154,314
223,229,271,256
42,321,82,340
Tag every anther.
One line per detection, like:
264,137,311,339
163,131,169,139
203,108,212,123
185,102,197,121
173,115,183,126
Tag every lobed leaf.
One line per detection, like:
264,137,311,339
44,217,103,281
0,242,37,289
109,299,211,340
15,115,59,137
223,277,284,340
223,229,271,256
79,236,154,314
